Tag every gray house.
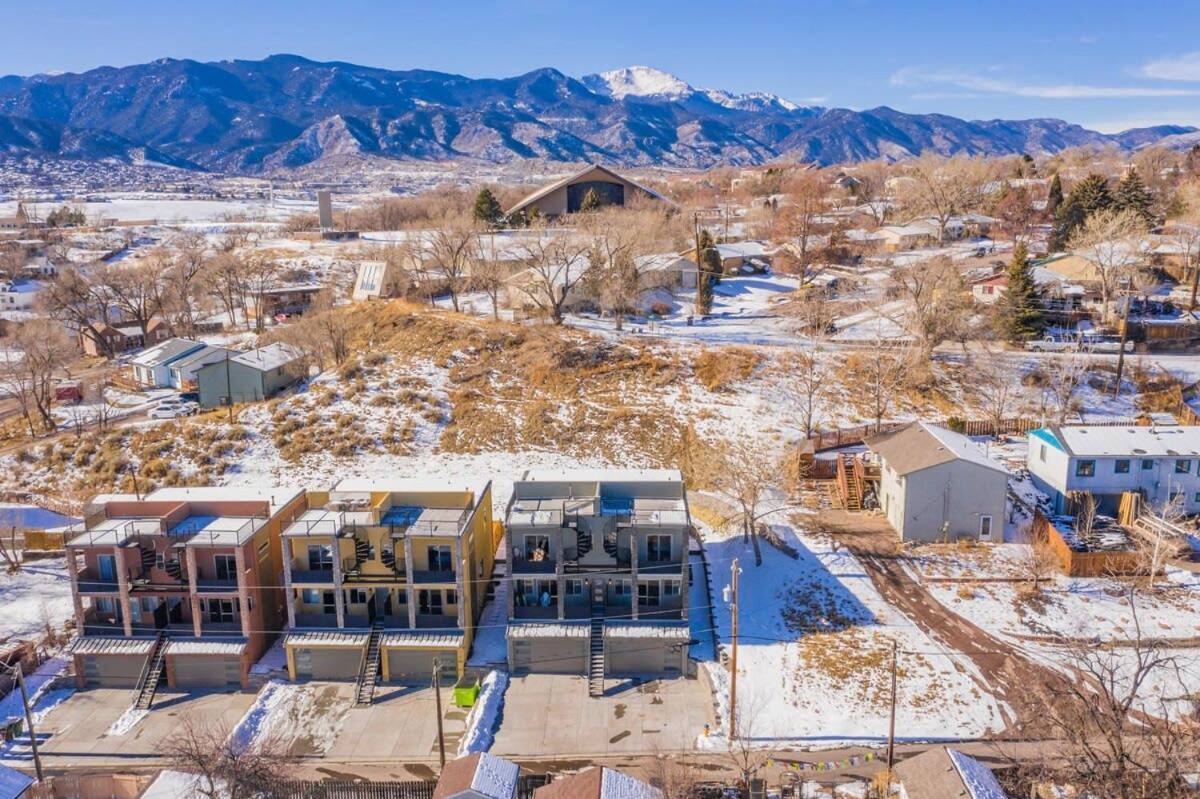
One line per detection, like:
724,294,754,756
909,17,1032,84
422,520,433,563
195,343,304,408
867,422,1008,543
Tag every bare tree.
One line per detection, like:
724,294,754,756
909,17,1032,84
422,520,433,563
164,716,289,799
1068,207,1148,319
887,256,970,364
508,227,592,324
792,345,838,438
103,261,166,335
426,213,481,312
1020,529,1061,593
40,266,116,356
162,231,212,336
1074,492,1098,539
852,160,894,226
0,319,75,436
1045,352,1089,425
698,439,782,565
974,350,1021,431
772,172,828,279
1168,180,1200,310
847,343,907,432
204,251,250,331
580,207,665,330
899,153,995,244
469,253,508,320
243,255,282,333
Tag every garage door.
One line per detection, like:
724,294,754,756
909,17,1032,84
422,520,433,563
172,655,241,688
385,650,457,683
606,639,680,677
293,647,362,680
510,638,586,675
80,654,145,688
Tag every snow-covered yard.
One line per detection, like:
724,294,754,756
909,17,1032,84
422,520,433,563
0,559,74,644
228,680,348,757
698,519,1007,747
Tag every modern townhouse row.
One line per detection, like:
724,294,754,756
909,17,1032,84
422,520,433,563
62,469,694,705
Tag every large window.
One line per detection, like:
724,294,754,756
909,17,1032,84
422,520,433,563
1114,459,1130,474
307,544,333,571
638,582,661,607
215,554,237,581
1176,459,1192,474
1075,460,1096,477
418,589,444,615
301,589,321,605
523,535,550,561
427,545,453,572
646,534,672,563
206,599,235,624
566,180,624,212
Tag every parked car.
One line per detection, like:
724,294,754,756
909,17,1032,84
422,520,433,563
1026,333,1133,353
149,399,198,419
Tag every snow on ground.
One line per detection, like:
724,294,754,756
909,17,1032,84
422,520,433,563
0,505,76,530
458,670,508,755
228,680,348,756
0,560,74,644
468,581,509,667
0,658,73,761
0,658,69,724
697,519,1007,747
106,707,147,737
250,639,288,676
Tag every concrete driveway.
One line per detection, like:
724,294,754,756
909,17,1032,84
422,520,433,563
491,673,715,758
13,688,255,768
322,683,469,764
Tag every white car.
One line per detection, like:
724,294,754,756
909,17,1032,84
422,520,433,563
149,400,198,419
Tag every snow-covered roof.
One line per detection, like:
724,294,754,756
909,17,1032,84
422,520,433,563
1036,425,1200,458
868,422,1008,476
536,767,662,799
506,622,590,639
518,468,683,484
129,337,205,368
230,342,303,372
380,630,465,649
0,764,34,799
947,749,1007,799
284,630,369,647
168,344,231,372
68,636,157,656
0,278,43,294
332,477,491,501
434,752,520,799
165,638,247,656
895,747,1006,799
141,770,223,799
146,485,303,517
604,622,690,640
715,241,766,259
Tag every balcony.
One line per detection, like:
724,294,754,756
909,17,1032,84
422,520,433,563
510,557,556,575
290,567,336,584
414,614,458,629
195,578,240,593
75,568,121,594
410,569,457,585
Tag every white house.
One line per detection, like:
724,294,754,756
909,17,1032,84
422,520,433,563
129,338,207,388
867,422,1009,542
1027,425,1200,516
167,344,232,390
0,278,44,311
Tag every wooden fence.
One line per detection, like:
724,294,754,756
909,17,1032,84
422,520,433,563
272,776,552,799
27,774,148,799
1031,511,1142,578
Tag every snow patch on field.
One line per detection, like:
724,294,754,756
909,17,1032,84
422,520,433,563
106,707,147,736
0,560,74,645
228,680,347,756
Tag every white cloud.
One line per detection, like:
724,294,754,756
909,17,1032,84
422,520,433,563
1078,109,1200,134
1141,51,1200,81
891,66,1200,99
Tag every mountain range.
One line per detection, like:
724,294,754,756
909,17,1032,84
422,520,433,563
0,55,1193,174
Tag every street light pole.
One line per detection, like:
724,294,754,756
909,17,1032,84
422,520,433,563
432,658,446,768
728,558,740,739
12,665,44,782
885,639,898,788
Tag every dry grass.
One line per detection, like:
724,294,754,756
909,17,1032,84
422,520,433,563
692,347,762,392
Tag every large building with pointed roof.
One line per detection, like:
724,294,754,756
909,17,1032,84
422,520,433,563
505,163,670,219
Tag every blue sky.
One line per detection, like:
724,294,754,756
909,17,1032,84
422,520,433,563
8,0,1200,132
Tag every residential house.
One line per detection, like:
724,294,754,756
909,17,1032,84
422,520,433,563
684,240,772,274
167,345,233,391
195,343,304,408
351,259,406,302
280,478,497,686
876,222,939,252
129,338,207,388
0,278,44,312
504,252,696,313
970,267,1086,315
0,203,44,231
1027,425,1200,516
894,746,1008,799
867,422,1009,543
79,318,173,358
64,486,307,691
505,163,671,219
533,766,661,799
433,752,520,799
504,470,691,686
0,764,33,799
244,283,323,323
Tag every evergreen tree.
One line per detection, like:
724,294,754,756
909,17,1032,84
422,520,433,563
1046,174,1063,216
1115,168,1155,228
472,188,503,227
999,242,1043,341
580,188,602,212
702,246,723,287
1051,173,1112,250
695,263,714,315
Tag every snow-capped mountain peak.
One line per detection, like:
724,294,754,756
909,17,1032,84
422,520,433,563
582,66,693,99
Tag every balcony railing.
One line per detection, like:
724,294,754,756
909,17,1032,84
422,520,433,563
510,557,556,575
289,567,336,584
410,569,457,584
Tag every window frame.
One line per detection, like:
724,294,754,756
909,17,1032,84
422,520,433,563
1114,459,1130,474
1176,459,1192,474
214,554,238,581
646,534,672,563
1075,460,1096,477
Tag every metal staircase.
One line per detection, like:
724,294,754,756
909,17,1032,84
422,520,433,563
355,621,384,707
588,607,605,698
139,545,156,570
164,558,183,580
601,530,618,558
132,632,168,711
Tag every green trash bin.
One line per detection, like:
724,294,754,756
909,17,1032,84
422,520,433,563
454,678,481,708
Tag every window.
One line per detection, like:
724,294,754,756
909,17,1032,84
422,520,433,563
427,545,453,573
347,589,368,605
1176,459,1192,474
663,580,681,597
1075,460,1096,477
646,534,672,563
565,579,584,597
523,535,550,561
418,589,444,614
307,544,333,571
322,591,336,614
96,597,115,614
979,515,993,540
1194,493,1200,503
301,589,321,605
446,590,457,605
1142,459,1155,470
97,554,116,581
1114,459,1130,474
613,579,632,597
207,599,235,624
1039,444,1047,462
214,554,237,581
638,582,661,607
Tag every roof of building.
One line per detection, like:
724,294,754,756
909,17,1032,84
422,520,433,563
534,767,661,799
603,622,690,640
145,485,302,516
506,622,590,640
165,638,248,656
518,468,683,484
434,753,520,799
229,342,304,372
380,630,465,649
505,163,669,216
129,337,205,368
283,630,369,647
0,763,34,799
140,770,222,799
867,422,1008,477
332,477,490,500
168,344,231,372
1033,425,1200,458
68,636,157,656
894,747,1007,799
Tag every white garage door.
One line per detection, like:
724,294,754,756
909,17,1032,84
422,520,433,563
385,650,456,683
172,655,242,688
510,638,586,674
80,654,144,688
293,647,362,680
606,639,679,676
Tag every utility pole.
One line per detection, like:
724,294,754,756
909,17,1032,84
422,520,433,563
432,657,446,768
224,349,234,424
1113,292,1130,399
727,558,740,739
693,212,705,318
885,638,898,787
13,665,44,782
